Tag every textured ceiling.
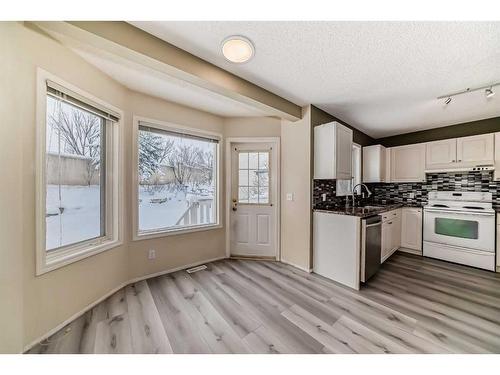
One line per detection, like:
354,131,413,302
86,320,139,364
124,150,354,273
130,21,500,138
72,47,268,118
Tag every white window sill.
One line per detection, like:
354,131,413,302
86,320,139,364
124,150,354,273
36,239,122,276
133,223,223,242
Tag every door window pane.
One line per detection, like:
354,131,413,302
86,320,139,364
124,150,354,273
238,151,270,204
434,218,479,239
138,126,218,233
45,95,105,251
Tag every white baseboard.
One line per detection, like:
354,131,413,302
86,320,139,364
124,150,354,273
280,259,312,273
22,255,226,353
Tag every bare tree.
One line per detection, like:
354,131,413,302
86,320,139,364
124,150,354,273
168,144,199,190
194,148,214,186
49,103,101,186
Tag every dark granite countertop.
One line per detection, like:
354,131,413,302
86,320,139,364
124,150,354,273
313,203,405,218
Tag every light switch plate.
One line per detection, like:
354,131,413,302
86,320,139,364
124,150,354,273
286,193,294,201
408,192,415,199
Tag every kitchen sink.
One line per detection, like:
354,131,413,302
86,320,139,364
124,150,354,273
360,205,384,210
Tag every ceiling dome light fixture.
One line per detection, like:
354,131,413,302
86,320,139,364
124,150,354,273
221,36,255,63
485,87,495,99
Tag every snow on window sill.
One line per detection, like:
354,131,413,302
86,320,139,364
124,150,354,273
36,238,122,276
133,223,223,241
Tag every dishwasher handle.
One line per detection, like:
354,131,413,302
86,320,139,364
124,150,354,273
366,222,382,228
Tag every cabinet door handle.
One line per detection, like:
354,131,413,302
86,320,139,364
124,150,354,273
458,159,462,162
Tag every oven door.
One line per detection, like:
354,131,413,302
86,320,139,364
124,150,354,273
423,209,495,252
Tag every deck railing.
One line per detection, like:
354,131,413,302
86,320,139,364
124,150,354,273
175,198,213,226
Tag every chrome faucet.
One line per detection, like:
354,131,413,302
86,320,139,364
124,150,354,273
349,183,373,208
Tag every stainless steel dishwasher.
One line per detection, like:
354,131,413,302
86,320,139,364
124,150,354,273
360,215,382,283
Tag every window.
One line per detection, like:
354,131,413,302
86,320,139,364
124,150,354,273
336,143,362,196
36,73,121,275
136,122,220,236
45,95,106,250
238,151,269,204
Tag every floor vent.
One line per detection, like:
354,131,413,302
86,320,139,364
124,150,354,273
186,265,207,273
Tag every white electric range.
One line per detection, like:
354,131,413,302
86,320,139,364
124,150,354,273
423,191,496,271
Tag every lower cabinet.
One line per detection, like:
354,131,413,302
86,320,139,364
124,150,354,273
381,208,401,263
497,215,500,272
400,207,423,254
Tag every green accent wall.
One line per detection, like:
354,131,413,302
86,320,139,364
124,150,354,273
310,105,374,146
377,117,500,147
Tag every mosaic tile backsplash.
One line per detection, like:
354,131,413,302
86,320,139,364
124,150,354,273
313,171,500,211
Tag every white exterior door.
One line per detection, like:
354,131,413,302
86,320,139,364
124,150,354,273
229,141,278,258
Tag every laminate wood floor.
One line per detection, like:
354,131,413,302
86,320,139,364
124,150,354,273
26,253,500,354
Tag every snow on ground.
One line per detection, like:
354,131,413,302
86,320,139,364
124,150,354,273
46,184,214,250
46,185,101,250
138,185,214,231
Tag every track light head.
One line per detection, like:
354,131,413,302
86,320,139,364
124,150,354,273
485,87,495,99
444,97,452,105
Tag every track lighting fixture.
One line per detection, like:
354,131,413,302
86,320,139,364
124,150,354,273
438,82,499,103
485,87,495,99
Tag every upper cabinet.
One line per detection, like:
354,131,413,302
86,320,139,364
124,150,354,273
456,134,494,166
314,122,353,179
494,133,500,181
425,139,457,169
390,144,425,182
363,145,386,183
426,134,494,171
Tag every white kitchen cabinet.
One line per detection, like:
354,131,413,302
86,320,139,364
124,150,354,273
456,133,494,166
385,148,391,182
497,214,500,273
381,208,401,263
495,133,500,181
425,139,457,170
400,207,423,254
381,220,392,262
313,212,361,289
363,145,386,183
314,121,353,180
390,144,425,182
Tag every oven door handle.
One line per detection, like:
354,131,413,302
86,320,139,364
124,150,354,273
424,208,495,217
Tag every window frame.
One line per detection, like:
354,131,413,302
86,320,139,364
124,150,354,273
336,143,362,196
236,149,272,205
132,116,222,241
35,69,123,275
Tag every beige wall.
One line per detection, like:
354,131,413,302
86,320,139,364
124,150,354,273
280,106,312,270
0,22,300,353
223,116,281,138
10,22,130,352
126,91,226,281
0,22,24,353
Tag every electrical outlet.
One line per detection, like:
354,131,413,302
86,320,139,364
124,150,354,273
148,249,156,260
408,192,415,199
322,193,327,202
286,193,294,201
